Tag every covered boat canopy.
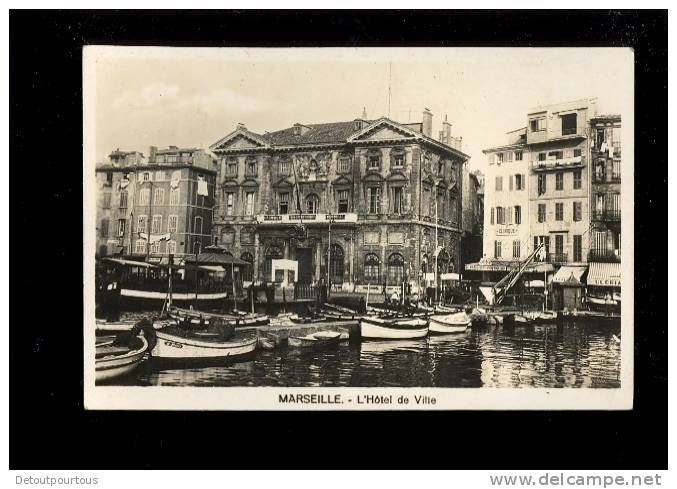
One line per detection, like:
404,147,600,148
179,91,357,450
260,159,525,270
100,258,158,269
184,252,249,267
552,265,587,286
587,262,621,287
465,260,554,273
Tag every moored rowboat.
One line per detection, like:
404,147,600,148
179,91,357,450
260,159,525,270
153,327,258,359
95,326,152,382
429,311,471,334
360,316,429,340
288,331,342,349
167,306,269,327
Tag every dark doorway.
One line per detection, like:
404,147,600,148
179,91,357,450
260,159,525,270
296,248,313,283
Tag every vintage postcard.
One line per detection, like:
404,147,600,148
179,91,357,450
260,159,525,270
84,46,633,410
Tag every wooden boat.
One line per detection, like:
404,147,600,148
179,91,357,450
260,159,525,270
95,325,152,382
288,331,342,349
95,317,170,332
429,311,471,334
96,318,138,332
152,326,258,360
323,309,360,320
360,316,429,340
167,306,269,327
289,314,327,324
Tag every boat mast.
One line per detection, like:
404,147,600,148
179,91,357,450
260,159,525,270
231,261,237,312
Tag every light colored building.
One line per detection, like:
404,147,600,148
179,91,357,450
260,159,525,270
468,99,602,309
482,127,531,264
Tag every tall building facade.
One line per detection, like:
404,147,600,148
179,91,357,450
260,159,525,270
461,168,484,272
95,146,217,260
587,114,622,301
469,99,621,310
210,110,469,291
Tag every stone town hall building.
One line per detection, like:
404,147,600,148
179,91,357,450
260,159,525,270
209,109,469,292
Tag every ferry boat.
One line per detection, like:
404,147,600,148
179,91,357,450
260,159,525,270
97,253,249,310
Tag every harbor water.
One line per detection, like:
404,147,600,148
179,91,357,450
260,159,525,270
108,318,622,388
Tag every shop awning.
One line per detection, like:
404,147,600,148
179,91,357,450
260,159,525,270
552,266,587,286
100,258,157,269
587,262,621,287
184,252,249,266
465,260,554,273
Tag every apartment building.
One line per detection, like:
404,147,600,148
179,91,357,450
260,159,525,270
94,146,218,260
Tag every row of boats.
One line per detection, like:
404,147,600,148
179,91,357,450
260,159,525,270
94,303,559,383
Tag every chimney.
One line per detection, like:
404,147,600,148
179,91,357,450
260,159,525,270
422,108,433,137
442,114,452,144
237,122,247,130
149,146,157,163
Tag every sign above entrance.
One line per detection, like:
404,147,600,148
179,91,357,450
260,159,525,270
256,213,358,225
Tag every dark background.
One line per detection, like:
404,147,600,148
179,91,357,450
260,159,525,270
10,10,667,469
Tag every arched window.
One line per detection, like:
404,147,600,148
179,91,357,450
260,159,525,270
387,253,405,284
364,253,380,283
264,246,283,281
421,254,428,274
306,193,320,214
241,252,254,282
328,244,344,283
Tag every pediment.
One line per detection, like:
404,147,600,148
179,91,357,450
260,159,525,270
221,178,239,188
332,175,353,186
272,177,294,189
241,178,260,188
362,171,384,183
210,129,270,152
349,118,419,143
387,171,408,183
219,134,264,151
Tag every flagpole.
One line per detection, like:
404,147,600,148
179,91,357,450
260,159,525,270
434,182,439,304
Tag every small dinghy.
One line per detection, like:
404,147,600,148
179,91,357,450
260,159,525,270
289,314,327,324
429,311,471,334
95,320,155,382
153,323,258,360
360,316,429,340
288,331,342,349
167,306,269,327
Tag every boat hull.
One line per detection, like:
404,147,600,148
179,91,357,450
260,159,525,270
288,332,341,349
167,306,268,327
152,331,258,359
95,336,148,382
360,317,429,340
429,314,471,334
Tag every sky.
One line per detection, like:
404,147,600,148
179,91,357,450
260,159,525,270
88,47,633,172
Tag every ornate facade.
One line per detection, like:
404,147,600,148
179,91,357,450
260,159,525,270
210,112,469,291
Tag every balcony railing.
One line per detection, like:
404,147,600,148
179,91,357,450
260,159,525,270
532,155,584,171
547,253,568,264
527,127,586,144
256,213,358,225
592,173,621,184
588,249,621,263
592,209,621,221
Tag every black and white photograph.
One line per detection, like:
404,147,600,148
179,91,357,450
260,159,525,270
8,5,669,481
84,46,633,409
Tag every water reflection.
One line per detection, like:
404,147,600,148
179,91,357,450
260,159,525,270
112,319,621,388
